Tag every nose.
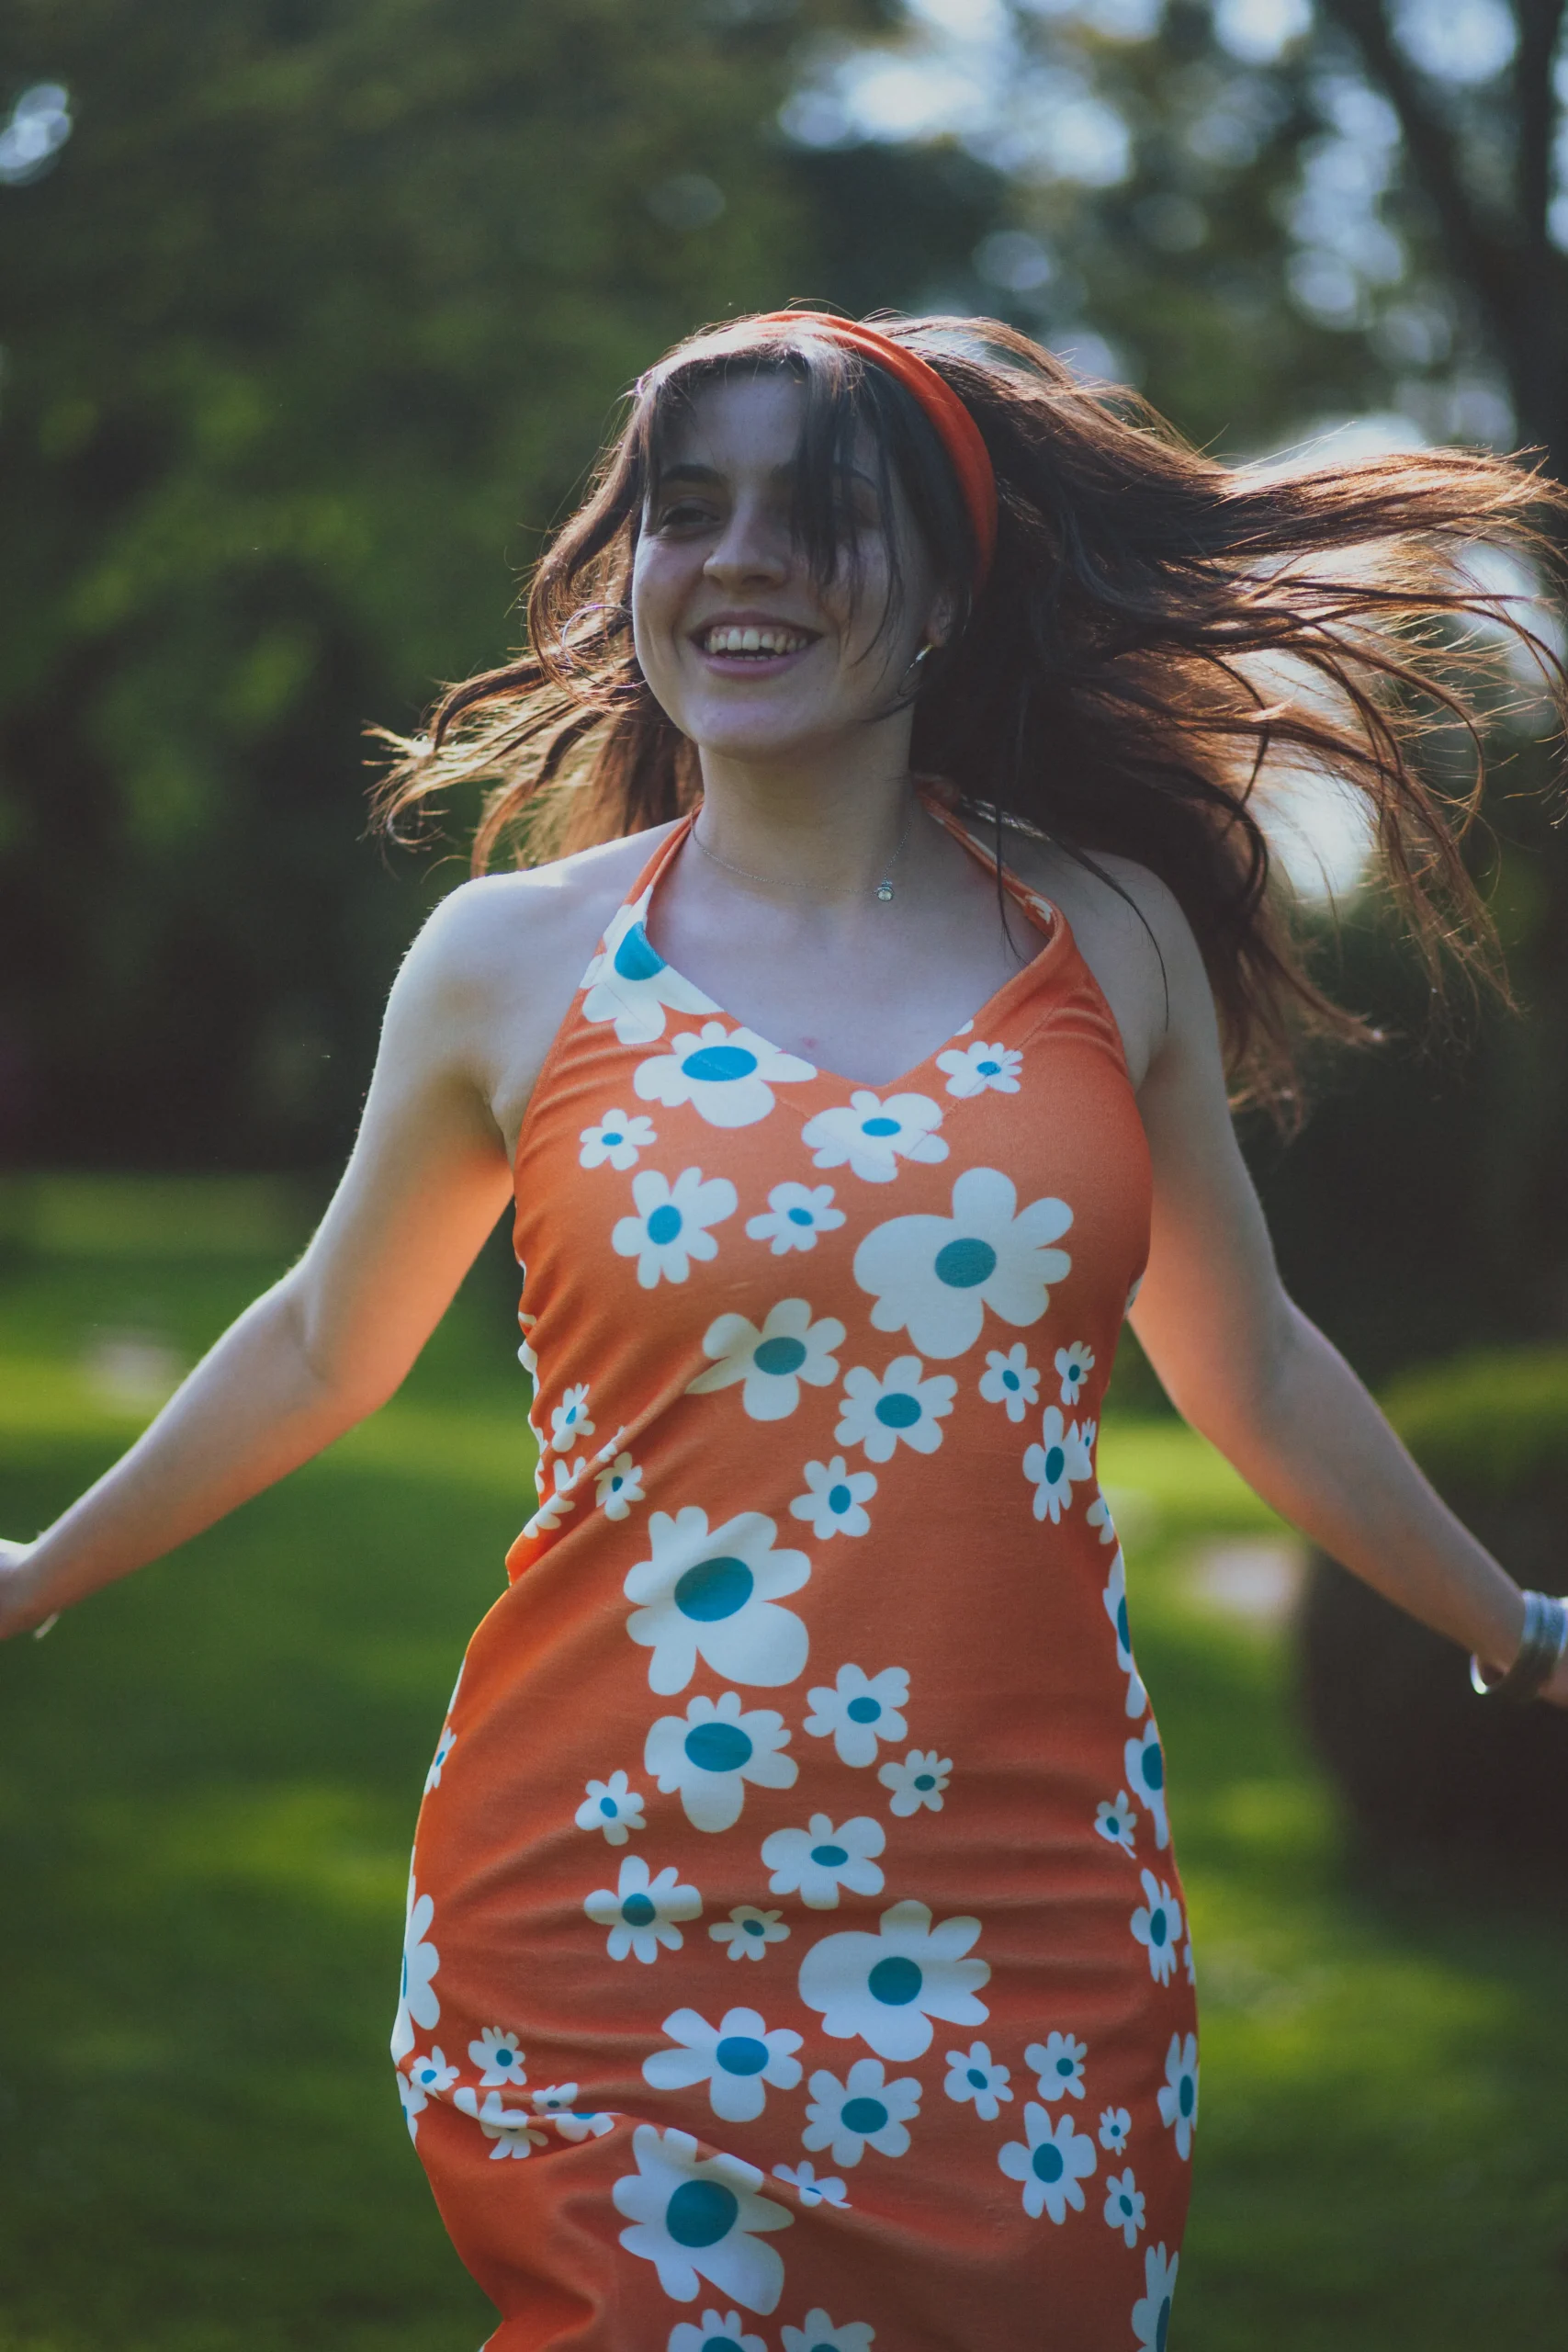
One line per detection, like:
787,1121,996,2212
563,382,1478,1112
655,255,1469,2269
702,491,791,591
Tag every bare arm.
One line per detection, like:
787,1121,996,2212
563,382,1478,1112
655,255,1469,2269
1122,877,1565,1705
0,883,517,1637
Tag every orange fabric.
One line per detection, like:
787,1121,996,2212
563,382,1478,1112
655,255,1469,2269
396,806,1196,2351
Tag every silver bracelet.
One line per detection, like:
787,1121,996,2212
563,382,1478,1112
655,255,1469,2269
1469,1589,1568,1703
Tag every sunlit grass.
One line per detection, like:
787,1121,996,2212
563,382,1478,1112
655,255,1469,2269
0,1213,1564,2347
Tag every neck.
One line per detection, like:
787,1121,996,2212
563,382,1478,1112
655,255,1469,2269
692,728,927,904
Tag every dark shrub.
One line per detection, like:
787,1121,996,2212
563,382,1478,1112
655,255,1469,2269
1296,1350,1568,1870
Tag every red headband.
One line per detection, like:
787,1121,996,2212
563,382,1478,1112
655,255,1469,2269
641,311,998,592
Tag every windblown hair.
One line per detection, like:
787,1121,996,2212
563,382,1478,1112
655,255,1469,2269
372,311,1568,1119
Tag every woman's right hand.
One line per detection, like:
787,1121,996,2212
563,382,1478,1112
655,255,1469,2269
0,1539,52,1642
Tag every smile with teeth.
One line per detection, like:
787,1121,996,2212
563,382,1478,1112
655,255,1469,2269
700,624,814,658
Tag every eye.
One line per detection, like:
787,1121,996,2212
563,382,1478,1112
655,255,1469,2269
652,496,717,533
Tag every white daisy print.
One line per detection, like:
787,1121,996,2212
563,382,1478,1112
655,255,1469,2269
998,2104,1099,2222
1098,2106,1131,2153
541,2093,618,2143
670,2312,769,2352
710,1905,789,1962
1055,1340,1095,1402
1022,1407,1094,1524
397,2069,424,2141
1124,1719,1169,1849
613,2124,792,2312
943,2041,1012,2121
644,2005,804,2123
747,1181,846,1255
579,1110,657,1171
978,1343,1039,1422
551,1383,595,1452
1085,1493,1118,1547
1105,2166,1145,2247
1133,2243,1179,2352
1105,1550,1148,1719
761,1814,886,1910
576,1770,647,1846
596,1452,645,1521
584,1854,703,1962
636,1021,817,1129
1026,2031,1087,2102
797,1898,989,2063
803,1664,909,1768
686,1299,845,1422
516,1311,537,1378
625,1508,811,1695
835,1356,956,1464
802,2057,922,2165
468,2027,527,2088
406,2047,458,2102
423,1717,457,1795
454,2085,550,2159
1184,1937,1197,1988
521,1453,589,1541
790,1457,876,1543
878,1748,950,1817
800,1089,948,1183
390,1872,439,2062
581,895,716,1045
1157,2030,1199,2160
1094,1791,1138,1858
771,2161,848,2208
645,1692,797,1833
935,1037,1022,1097
613,1167,739,1288
782,2313,874,2352
1130,1871,1183,1985
852,1168,1074,1360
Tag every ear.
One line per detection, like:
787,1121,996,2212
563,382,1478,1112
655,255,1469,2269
924,587,960,651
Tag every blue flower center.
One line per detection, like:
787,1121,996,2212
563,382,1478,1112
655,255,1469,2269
1043,1444,1065,1483
601,1130,623,1147
1002,1369,1020,1390
646,1204,682,1245
674,1556,754,1622
682,1044,759,1084
753,1335,807,1376
716,2034,770,2076
685,1721,753,1773
1056,2057,1076,2078
1179,2076,1194,2116
874,1391,921,1429
493,2047,514,2064
846,1695,881,1724
934,1236,998,1288
913,1773,937,1791
810,1843,849,1867
708,2340,746,2352
786,1205,815,1226
827,1483,852,1514
861,1115,900,1136
840,2096,888,2135
966,2067,987,2089
976,1058,1001,1076
1116,1598,1130,1650
610,1476,624,1492
1149,1910,1168,1946
663,2178,738,2248
620,1895,656,1926
1032,2141,1065,2183
613,922,665,980
741,1917,765,1937
1156,2296,1171,2352
598,1796,617,1816
868,1955,922,2007
1142,1738,1165,1792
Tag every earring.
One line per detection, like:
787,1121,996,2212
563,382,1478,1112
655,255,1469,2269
904,642,934,691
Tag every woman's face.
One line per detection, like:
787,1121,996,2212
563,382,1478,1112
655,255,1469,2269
631,369,947,767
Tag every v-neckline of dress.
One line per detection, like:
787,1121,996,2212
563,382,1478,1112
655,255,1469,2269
632,791,1072,1100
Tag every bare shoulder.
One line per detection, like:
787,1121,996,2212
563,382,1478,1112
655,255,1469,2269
998,825,1210,1088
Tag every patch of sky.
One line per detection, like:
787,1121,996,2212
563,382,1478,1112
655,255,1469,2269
0,84,72,187
1212,0,1311,67
1280,77,1404,333
1392,0,1517,88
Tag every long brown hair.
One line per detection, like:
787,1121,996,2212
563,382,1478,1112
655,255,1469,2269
373,310,1568,1119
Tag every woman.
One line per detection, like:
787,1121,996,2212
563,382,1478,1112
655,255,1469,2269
4,310,1565,2351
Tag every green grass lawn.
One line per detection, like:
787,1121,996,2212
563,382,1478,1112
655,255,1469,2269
0,1181,1564,2349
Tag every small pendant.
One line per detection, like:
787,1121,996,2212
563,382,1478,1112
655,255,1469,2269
876,880,895,902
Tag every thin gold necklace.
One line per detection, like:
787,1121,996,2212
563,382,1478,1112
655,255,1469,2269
689,805,914,903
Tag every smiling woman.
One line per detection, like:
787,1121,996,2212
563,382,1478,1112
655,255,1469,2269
6,308,1568,2352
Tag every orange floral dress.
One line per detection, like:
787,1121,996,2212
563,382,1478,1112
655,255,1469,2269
393,803,1197,2352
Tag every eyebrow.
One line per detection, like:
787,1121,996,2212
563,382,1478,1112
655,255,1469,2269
653,459,881,492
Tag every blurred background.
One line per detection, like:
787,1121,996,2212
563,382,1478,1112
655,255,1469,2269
1,1,1566,2345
